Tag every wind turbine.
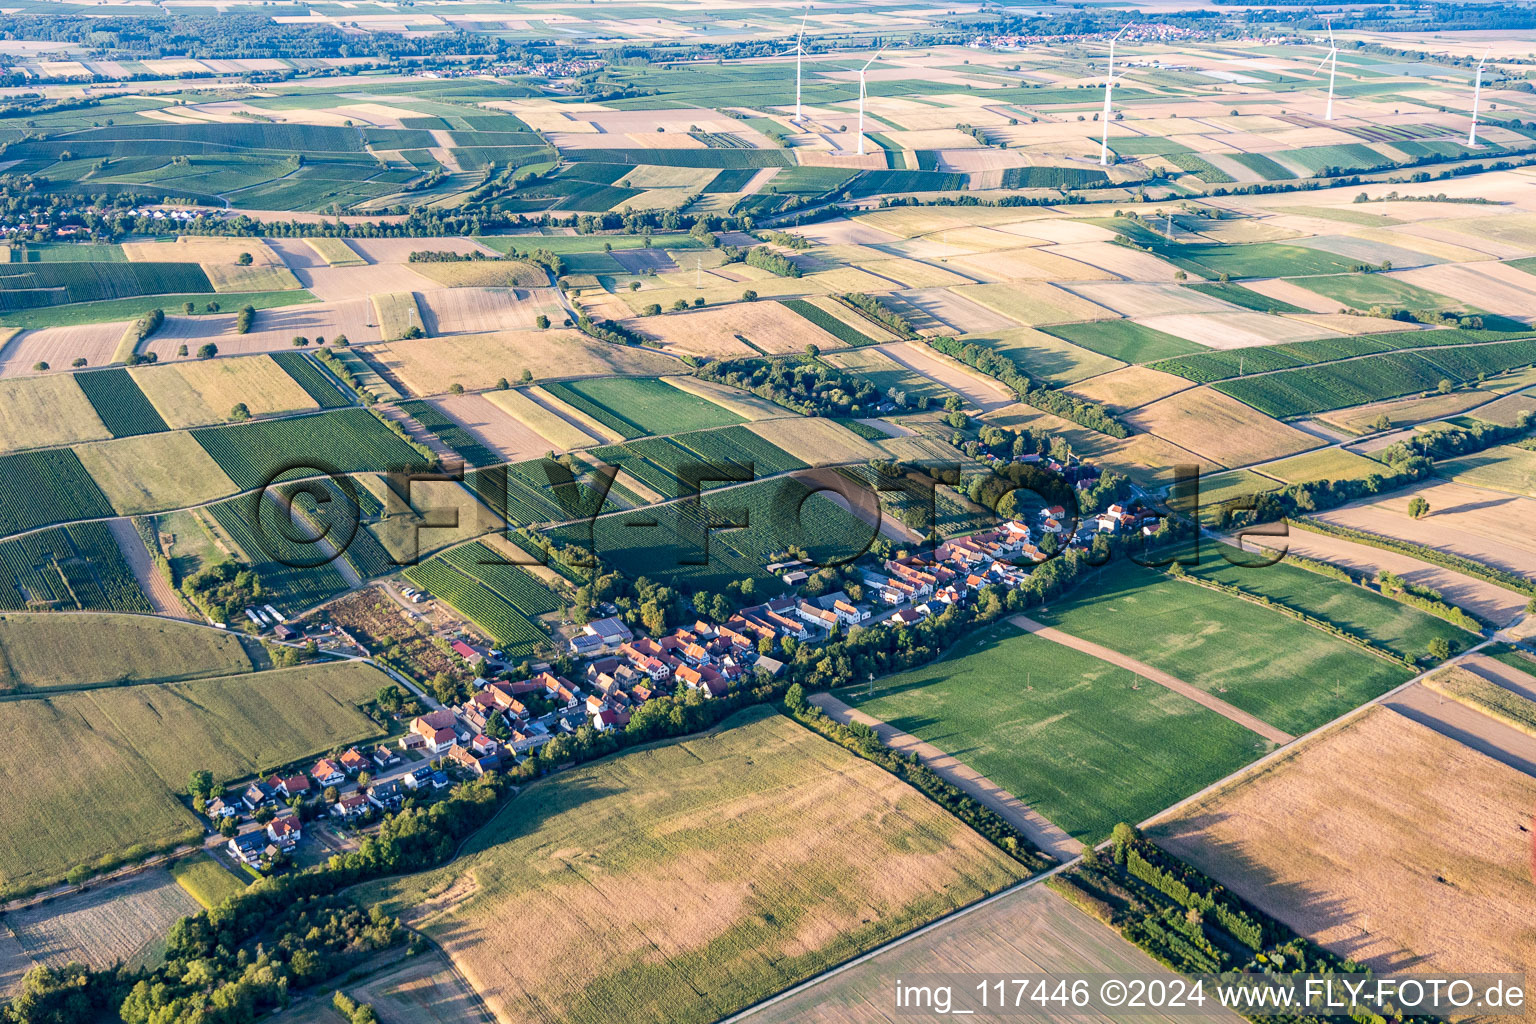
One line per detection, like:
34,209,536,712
1467,48,1491,145
1099,23,1133,167
794,6,810,121
1310,19,1339,121
856,47,884,157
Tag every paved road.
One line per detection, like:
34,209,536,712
807,692,1083,862
1008,614,1296,746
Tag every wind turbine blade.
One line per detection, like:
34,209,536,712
1326,21,1335,46
1113,22,1132,41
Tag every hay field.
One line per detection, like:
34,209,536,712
634,301,840,356
370,329,676,396
1124,388,1320,467
748,417,886,466
432,392,562,463
372,292,426,341
1315,480,1536,579
169,852,247,910
76,431,238,515
3,868,200,971
0,612,251,693
951,282,1114,327
1150,706,1536,975
131,354,318,428
305,238,365,267
203,263,302,293
416,287,561,336
363,708,1028,1024
484,389,599,451
883,341,1015,409
1257,447,1387,485
142,299,382,361
1063,366,1194,413
1437,444,1536,499
1135,311,1339,350
0,374,110,452
752,885,1238,1024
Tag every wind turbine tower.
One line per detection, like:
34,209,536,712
856,47,883,157
1312,20,1339,121
1468,49,1491,145
794,6,810,121
1099,23,1132,167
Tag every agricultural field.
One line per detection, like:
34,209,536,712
372,292,426,341
305,238,366,267
1042,319,1204,363
1122,387,1319,467
169,853,247,910
0,612,252,693
1032,559,1413,736
0,374,110,453
131,354,321,428
343,951,491,1024
542,376,744,438
751,884,1241,1024
369,329,677,395
1257,447,1389,485
1151,707,1536,975
0,660,388,894
964,327,1123,385
363,707,1029,1024
1436,443,1536,498
1062,366,1193,414
844,622,1270,841
2,868,200,972
74,368,170,437
192,407,427,492
76,431,238,515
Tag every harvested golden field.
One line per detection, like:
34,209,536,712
407,260,547,289
0,612,252,693
1317,389,1494,434
881,341,1015,409
855,205,1049,237
750,884,1236,1024
1398,262,1536,315
346,950,489,1024
526,386,625,445
3,868,200,973
1239,278,1340,314
951,282,1114,327
1151,706,1536,975
130,354,318,428
1470,392,1536,427
1074,431,1223,490
372,292,426,341
1045,240,1185,281
416,287,561,336
632,301,841,357
1314,479,1536,579
122,236,283,267
203,263,302,293
365,477,503,561
431,393,560,463
0,374,109,452
1134,312,1338,350
1123,387,1320,468
484,388,599,451
965,327,1122,386
1066,283,1238,318
363,708,1028,1024
76,431,237,515
948,246,1112,283
660,376,789,421
1062,366,1194,413
0,323,132,379
304,238,365,267
370,329,676,396
854,257,972,289
1437,444,1536,499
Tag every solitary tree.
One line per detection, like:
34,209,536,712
236,252,253,266
1427,637,1452,662
1408,496,1431,519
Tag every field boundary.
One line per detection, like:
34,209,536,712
807,692,1082,861
1008,615,1295,744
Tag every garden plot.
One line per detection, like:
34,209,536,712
1124,387,1320,468
1151,707,1536,976
631,301,840,356
416,288,561,336
1064,282,1243,318
1063,366,1194,413
371,329,677,396
0,322,133,379
1043,240,1185,281
1315,479,1536,579
953,282,1115,328
4,868,199,972
130,354,319,429
141,300,383,360
1135,311,1341,350
430,393,562,464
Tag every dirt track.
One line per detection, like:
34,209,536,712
107,519,188,618
1008,615,1296,745
808,692,1082,862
